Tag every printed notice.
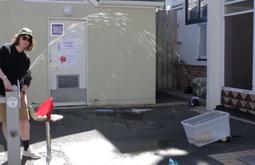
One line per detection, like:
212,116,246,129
51,23,64,36
58,38,80,65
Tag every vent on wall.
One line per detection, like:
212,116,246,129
57,75,79,88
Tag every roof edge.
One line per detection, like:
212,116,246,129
98,0,164,8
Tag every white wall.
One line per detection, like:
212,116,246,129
173,0,206,66
178,23,205,65
172,0,182,6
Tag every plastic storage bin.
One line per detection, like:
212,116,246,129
181,110,230,147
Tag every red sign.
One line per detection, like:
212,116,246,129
59,55,66,64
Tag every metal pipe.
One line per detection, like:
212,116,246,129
46,120,52,164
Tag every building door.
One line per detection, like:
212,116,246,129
48,19,87,105
225,13,253,90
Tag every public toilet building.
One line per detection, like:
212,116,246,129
0,0,163,106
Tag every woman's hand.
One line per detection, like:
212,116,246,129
21,85,28,94
2,77,12,91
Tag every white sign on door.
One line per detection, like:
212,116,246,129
58,38,79,65
51,23,64,36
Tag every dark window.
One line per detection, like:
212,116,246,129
186,0,208,24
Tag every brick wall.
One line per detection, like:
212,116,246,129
175,64,207,90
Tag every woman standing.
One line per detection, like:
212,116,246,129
0,27,40,159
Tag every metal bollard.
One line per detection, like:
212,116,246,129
46,121,52,164
6,85,20,165
34,114,65,165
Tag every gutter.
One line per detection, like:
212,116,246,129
97,0,164,8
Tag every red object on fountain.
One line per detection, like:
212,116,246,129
35,97,54,118
32,97,65,164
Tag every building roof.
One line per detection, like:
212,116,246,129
97,0,164,8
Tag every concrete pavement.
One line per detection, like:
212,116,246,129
1,98,255,164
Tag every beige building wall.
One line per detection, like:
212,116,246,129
0,0,156,105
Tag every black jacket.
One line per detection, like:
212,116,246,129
0,43,32,96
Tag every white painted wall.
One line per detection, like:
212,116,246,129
173,0,206,66
178,23,205,65
172,0,182,6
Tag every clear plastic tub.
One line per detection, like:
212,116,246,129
181,110,230,147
